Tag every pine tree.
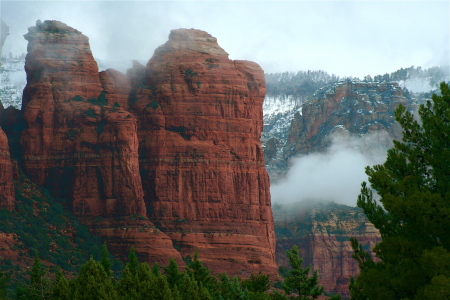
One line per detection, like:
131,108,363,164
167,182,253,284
216,274,248,300
73,257,118,300
0,271,10,300
352,82,450,299
242,271,270,294
19,253,52,300
52,268,71,300
185,251,216,290
242,272,271,300
100,242,113,279
116,265,139,300
127,246,139,276
163,258,182,289
178,273,203,300
282,245,324,300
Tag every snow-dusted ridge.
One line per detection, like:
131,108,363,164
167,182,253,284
0,58,26,109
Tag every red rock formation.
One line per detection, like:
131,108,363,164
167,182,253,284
0,126,14,211
99,68,131,110
133,28,277,276
20,20,182,264
274,202,381,296
20,22,276,272
21,20,104,186
284,81,408,160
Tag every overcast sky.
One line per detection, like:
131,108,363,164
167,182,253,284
1,0,449,78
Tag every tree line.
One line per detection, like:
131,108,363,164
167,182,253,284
1,244,342,300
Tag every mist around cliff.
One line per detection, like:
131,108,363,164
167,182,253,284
270,132,388,207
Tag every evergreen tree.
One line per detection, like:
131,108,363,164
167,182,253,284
151,263,162,277
18,253,52,300
116,265,139,300
352,82,450,299
135,263,156,300
0,271,10,300
52,268,71,300
73,257,118,300
178,273,208,300
127,246,139,276
281,245,324,300
216,274,248,300
163,258,182,289
242,271,270,294
100,242,113,279
185,251,216,290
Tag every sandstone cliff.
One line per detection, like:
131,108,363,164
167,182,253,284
20,20,181,265
0,126,15,211
131,28,277,276
273,201,381,296
18,22,276,274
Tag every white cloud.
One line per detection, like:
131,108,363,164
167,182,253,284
270,133,388,207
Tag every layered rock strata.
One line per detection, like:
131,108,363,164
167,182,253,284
0,125,15,211
20,20,181,264
20,22,276,273
273,202,381,296
132,29,277,276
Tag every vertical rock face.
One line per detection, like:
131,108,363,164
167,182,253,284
274,202,381,296
0,125,15,211
20,21,182,264
21,20,103,186
20,22,275,273
133,29,277,275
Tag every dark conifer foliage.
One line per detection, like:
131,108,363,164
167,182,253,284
351,82,450,300
3,245,342,299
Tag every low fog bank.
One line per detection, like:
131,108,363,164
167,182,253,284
271,132,389,207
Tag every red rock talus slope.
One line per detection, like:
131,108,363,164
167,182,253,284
20,21,181,264
132,29,277,276
0,126,14,211
274,202,381,296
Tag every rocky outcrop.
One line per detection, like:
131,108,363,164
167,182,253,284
265,80,413,181
19,22,276,274
284,81,409,158
273,201,381,296
99,68,131,110
20,20,182,264
0,124,15,210
132,28,277,276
